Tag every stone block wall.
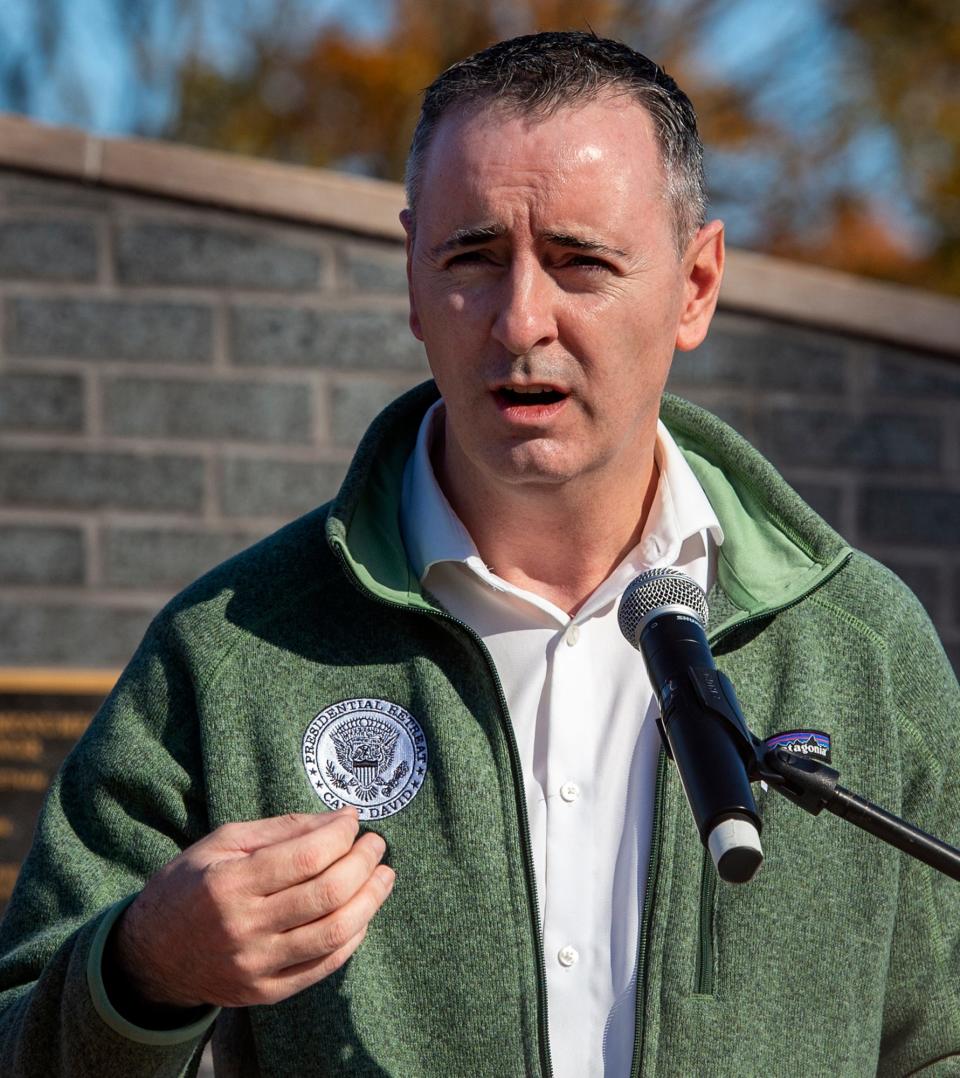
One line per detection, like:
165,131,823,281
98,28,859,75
0,170,427,668
0,123,958,676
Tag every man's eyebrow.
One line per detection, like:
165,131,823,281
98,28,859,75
429,225,628,261
430,225,506,257
542,231,628,259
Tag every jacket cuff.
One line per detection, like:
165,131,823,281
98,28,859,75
86,896,220,1046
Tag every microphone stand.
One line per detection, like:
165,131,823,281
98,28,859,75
751,746,960,882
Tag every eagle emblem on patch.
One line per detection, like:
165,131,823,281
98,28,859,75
302,698,427,820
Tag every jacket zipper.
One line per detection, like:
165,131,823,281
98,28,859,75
694,850,716,995
330,546,554,1078
629,749,669,1077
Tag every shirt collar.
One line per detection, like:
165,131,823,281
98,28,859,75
644,414,725,566
400,398,724,587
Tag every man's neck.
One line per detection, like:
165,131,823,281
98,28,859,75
433,437,659,617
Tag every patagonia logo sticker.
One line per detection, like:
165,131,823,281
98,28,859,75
302,698,427,820
765,729,832,763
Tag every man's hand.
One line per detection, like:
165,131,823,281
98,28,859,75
109,808,394,1010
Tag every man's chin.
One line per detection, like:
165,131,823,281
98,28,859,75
482,446,585,489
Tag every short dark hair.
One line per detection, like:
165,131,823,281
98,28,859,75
404,30,706,254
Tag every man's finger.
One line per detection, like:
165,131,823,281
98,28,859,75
254,926,370,1006
270,865,395,969
269,831,387,931
238,809,360,895
200,808,357,860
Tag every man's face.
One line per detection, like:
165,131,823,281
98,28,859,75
403,95,721,497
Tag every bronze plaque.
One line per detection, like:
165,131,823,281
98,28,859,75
0,670,117,913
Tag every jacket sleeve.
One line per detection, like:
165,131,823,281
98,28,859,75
0,615,217,1076
878,589,960,1076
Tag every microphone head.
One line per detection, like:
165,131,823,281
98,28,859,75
618,568,709,649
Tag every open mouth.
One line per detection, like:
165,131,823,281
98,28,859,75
495,385,568,407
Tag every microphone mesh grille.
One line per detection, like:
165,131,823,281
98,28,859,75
617,568,709,646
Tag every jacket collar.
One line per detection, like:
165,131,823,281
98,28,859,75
659,395,851,633
325,381,851,632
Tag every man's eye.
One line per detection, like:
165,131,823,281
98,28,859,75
447,250,493,267
564,255,609,271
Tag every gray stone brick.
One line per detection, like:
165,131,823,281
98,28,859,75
0,449,205,511
102,527,263,588
339,245,408,295
5,298,212,363
221,457,345,518
787,481,844,531
877,559,942,618
230,306,427,371
2,175,110,210
116,223,323,289
866,350,960,399
330,380,411,446
0,373,83,432
103,377,312,444
0,221,97,281
858,487,960,546
0,601,153,665
0,526,84,585
756,411,940,471
672,320,847,393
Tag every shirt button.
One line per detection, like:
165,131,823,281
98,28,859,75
559,781,581,803
557,945,579,968
565,624,581,646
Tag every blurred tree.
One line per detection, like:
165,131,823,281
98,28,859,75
171,0,635,179
824,0,959,291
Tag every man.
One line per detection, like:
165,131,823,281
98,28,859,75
0,30,957,1078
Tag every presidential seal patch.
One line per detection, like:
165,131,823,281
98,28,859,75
302,698,427,820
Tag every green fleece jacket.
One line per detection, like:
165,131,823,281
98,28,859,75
0,384,957,1077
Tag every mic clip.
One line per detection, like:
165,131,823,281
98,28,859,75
753,748,841,816
658,666,758,772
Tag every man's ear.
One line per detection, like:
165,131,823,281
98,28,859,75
675,219,724,353
400,209,423,341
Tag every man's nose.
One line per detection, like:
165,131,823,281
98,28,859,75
490,257,559,356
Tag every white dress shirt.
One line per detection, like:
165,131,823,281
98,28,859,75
399,401,723,1078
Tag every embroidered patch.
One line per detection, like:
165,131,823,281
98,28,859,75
302,698,428,820
765,729,832,763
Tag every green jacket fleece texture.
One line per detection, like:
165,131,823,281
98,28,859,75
0,384,958,1077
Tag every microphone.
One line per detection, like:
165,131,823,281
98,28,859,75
618,568,763,883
